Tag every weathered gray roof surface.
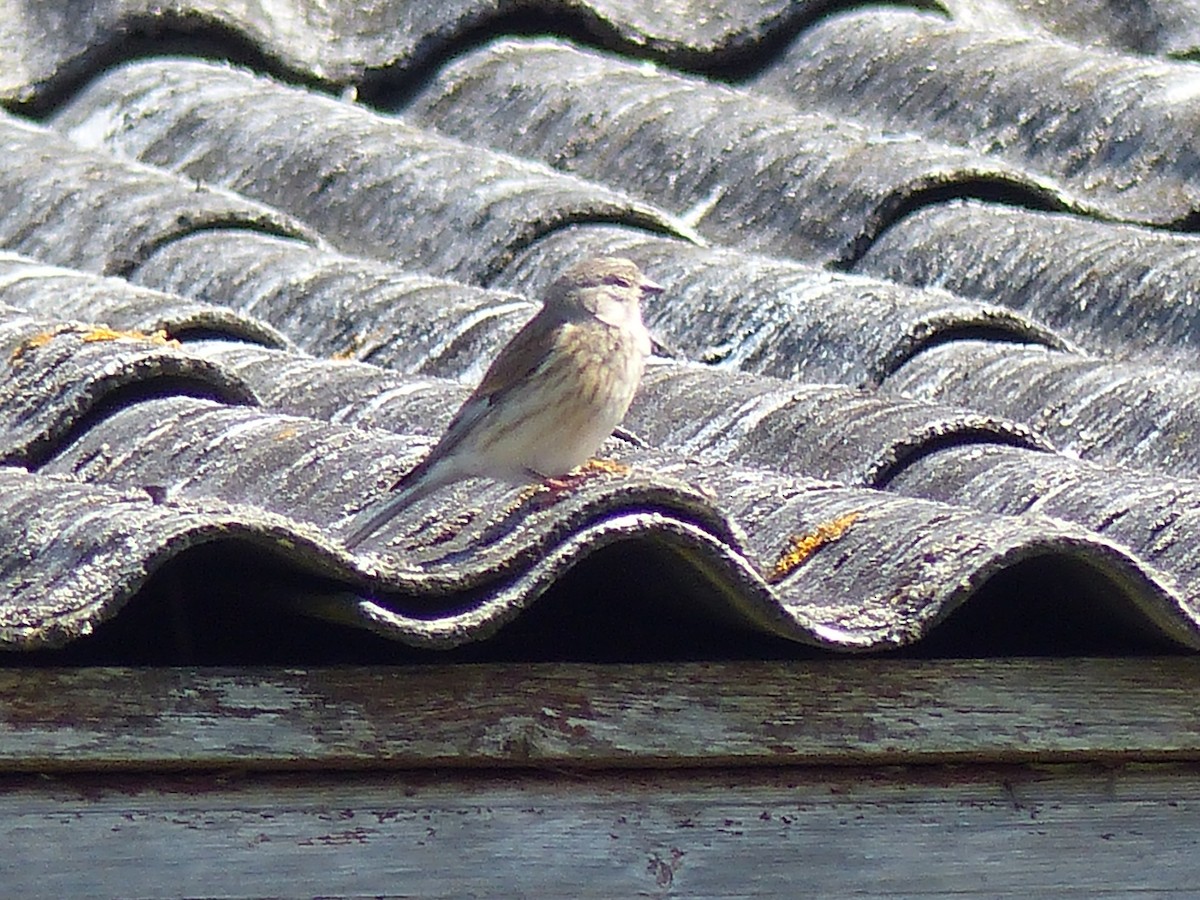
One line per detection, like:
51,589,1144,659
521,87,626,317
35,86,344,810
3,0,1200,661
754,9,1200,224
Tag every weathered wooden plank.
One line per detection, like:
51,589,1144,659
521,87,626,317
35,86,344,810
1,658,1200,770
2,763,1199,898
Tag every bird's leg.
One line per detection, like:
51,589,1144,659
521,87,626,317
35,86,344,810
539,459,632,490
509,460,633,511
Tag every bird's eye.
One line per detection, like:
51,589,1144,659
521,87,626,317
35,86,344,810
603,275,633,288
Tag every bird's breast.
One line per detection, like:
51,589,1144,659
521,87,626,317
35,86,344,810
489,319,646,476
561,320,647,406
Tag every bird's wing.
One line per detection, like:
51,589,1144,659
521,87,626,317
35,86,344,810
472,310,562,401
409,311,563,474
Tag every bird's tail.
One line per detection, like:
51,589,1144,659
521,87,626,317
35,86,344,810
342,462,443,549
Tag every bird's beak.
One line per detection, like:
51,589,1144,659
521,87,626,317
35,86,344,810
640,278,665,297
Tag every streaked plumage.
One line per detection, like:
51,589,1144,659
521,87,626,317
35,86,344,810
343,256,661,548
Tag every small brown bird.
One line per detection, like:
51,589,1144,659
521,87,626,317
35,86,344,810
343,256,661,548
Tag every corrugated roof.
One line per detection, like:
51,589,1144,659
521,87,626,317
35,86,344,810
3,1,1200,660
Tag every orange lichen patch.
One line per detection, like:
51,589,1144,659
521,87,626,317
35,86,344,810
510,482,543,509
577,457,631,477
9,330,57,362
331,334,366,360
12,325,182,364
274,426,300,441
333,328,392,361
23,332,55,349
768,511,860,584
80,326,180,347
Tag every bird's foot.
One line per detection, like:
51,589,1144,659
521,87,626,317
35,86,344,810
509,459,632,511
542,458,632,494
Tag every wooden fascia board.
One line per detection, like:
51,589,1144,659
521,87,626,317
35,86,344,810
0,657,1197,772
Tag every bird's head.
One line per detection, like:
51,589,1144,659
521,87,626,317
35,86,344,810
549,256,663,328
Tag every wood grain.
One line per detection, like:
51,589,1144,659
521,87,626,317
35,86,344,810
1,657,1199,771
1,764,1198,898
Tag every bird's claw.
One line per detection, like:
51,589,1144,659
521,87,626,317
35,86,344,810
508,458,633,511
